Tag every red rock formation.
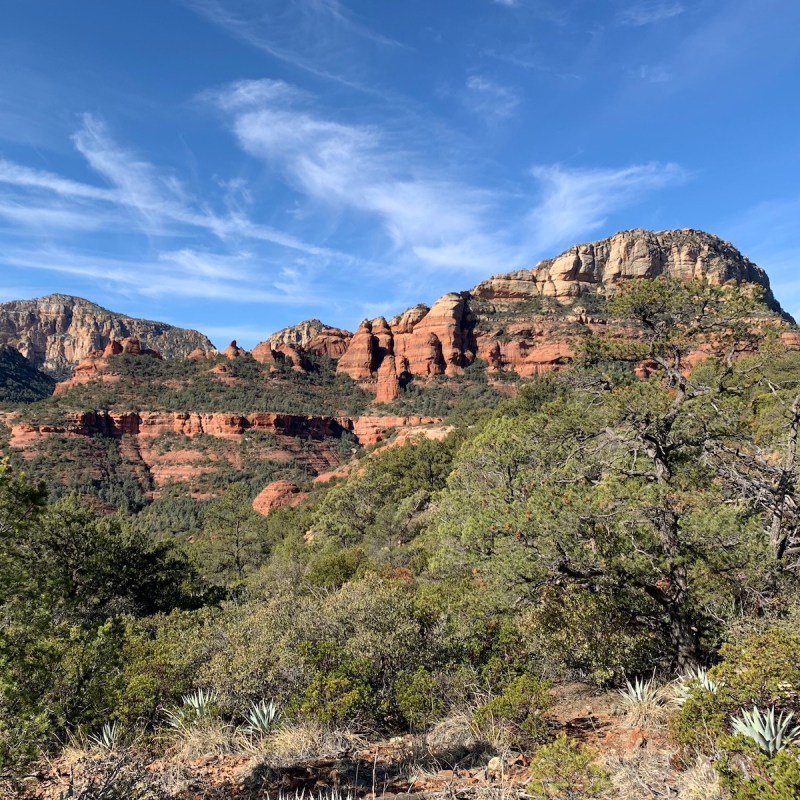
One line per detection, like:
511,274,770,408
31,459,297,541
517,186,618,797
305,329,351,359
336,320,378,379
264,319,352,357
275,343,309,371
53,338,162,395
102,340,124,357
252,480,309,516
330,230,795,394
251,341,277,366
375,356,400,403
187,347,216,361
2,409,354,491
397,293,468,377
222,340,248,359
350,415,444,446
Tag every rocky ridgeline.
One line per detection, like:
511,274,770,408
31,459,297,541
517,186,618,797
5,229,792,403
0,294,213,378
235,229,791,402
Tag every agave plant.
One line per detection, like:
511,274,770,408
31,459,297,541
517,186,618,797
618,674,666,727
619,675,660,706
674,667,720,706
165,688,219,730
88,720,119,751
276,790,355,800
730,705,800,756
244,698,281,736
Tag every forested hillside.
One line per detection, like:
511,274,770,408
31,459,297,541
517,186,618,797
3,276,800,799
0,346,55,404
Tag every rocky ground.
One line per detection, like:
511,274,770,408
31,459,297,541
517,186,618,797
11,684,718,800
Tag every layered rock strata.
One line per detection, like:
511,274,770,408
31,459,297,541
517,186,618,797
0,294,213,378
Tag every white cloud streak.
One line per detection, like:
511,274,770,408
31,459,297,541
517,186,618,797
0,246,327,306
528,162,688,252
464,75,521,119
618,2,684,26
209,78,687,274
179,0,402,93
213,80,496,266
0,114,339,257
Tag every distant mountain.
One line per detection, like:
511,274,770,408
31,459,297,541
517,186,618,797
0,345,55,403
255,228,793,402
0,227,794,512
0,294,215,378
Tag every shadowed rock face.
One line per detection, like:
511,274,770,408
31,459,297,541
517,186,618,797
0,294,214,378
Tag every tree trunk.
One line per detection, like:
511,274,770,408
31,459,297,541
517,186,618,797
668,607,700,671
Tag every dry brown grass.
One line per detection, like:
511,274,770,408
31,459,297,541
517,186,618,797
604,748,726,800
165,717,238,762
260,721,366,767
54,752,163,800
604,747,676,799
425,711,480,757
675,756,726,800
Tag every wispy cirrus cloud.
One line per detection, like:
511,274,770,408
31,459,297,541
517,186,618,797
179,0,404,92
207,79,499,269
0,114,337,256
464,75,521,120
1,245,327,307
618,1,684,26
527,162,688,251
206,78,687,274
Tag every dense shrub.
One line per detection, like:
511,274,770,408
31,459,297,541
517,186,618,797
472,675,552,746
527,734,612,800
671,626,800,753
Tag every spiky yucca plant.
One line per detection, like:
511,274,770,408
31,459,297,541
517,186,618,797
276,790,355,800
165,688,219,730
618,674,665,728
244,698,280,736
730,705,800,756
674,667,720,706
88,721,119,751
619,675,660,706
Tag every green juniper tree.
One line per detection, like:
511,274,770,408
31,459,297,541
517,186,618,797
429,279,791,671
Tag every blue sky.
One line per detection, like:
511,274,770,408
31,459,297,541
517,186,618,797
1,0,799,348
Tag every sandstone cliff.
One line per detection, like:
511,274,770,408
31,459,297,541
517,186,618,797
471,228,784,309
254,319,353,364
331,229,791,395
0,294,214,378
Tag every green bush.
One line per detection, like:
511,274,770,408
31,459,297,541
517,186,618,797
473,675,552,745
671,627,800,753
527,734,612,799
395,667,445,729
716,745,800,800
519,585,663,684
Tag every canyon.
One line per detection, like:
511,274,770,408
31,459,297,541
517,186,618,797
0,227,794,515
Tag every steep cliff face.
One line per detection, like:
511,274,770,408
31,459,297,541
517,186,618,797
0,294,214,378
332,229,791,394
266,319,352,359
471,228,784,309
17,229,791,401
